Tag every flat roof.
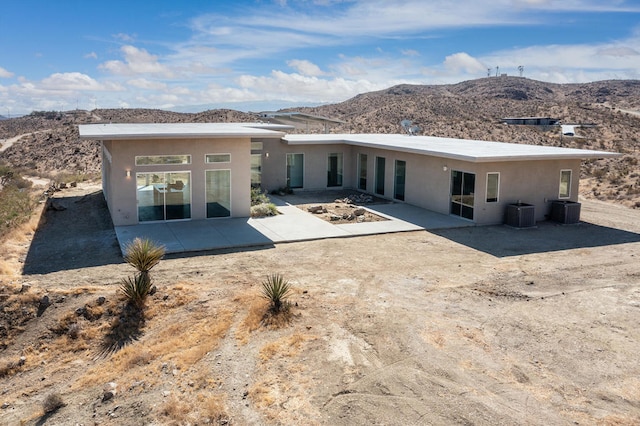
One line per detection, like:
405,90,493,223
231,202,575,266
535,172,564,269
78,123,292,140
283,133,620,162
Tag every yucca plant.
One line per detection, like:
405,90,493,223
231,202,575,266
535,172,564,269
120,274,152,308
261,273,292,314
123,237,165,286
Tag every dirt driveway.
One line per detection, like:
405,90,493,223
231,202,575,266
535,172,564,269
2,183,640,425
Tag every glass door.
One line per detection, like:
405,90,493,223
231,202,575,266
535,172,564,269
450,170,475,220
375,156,385,195
286,153,304,188
137,172,191,222
394,160,406,201
206,169,231,218
327,153,343,187
358,153,367,191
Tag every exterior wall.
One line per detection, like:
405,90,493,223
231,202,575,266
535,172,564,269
260,140,353,191
108,137,251,226
262,140,582,225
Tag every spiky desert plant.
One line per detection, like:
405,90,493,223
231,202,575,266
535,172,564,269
261,273,292,313
123,237,165,285
120,274,152,308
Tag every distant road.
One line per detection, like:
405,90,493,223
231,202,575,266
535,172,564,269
0,130,50,153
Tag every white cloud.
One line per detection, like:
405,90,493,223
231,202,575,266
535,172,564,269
99,45,174,77
287,59,324,76
84,52,98,59
40,72,124,91
127,78,167,90
444,52,487,74
0,66,14,78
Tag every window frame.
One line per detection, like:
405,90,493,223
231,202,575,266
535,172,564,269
205,153,231,164
559,169,572,199
485,172,500,203
135,155,191,166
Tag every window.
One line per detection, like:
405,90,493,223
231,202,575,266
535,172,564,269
327,153,343,187
135,155,191,166
486,172,500,203
136,171,191,222
559,169,572,198
358,153,367,191
205,154,231,163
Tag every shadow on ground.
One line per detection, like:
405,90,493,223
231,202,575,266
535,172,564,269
23,190,123,275
431,220,640,257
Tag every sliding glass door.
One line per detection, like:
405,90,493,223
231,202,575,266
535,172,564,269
137,171,191,222
286,153,304,188
450,170,475,220
206,169,231,218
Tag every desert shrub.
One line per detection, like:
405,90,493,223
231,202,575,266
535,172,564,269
121,238,164,309
123,237,165,285
251,187,270,206
0,163,37,238
120,274,153,308
261,274,292,314
250,202,278,218
42,392,65,413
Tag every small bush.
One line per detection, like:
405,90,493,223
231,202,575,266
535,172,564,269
120,274,152,308
250,203,278,218
251,187,270,206
42,392,65,413
261,274,292,314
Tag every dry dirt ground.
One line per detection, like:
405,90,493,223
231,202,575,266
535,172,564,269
1,181,640,425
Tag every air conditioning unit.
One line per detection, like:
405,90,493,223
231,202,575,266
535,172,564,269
505,203,536,228
550,200,581,224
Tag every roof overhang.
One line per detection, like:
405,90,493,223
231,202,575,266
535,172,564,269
78,123,292,140
283,134,621,163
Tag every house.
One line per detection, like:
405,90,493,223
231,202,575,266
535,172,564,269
78,122,620,227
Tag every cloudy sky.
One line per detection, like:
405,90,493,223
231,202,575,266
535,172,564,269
1,0,640,115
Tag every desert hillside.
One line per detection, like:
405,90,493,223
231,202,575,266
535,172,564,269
1,77,640,206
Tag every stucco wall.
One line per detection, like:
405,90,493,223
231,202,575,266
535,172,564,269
261,139,582,225
107,137,251,226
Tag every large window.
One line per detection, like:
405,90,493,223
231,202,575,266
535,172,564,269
394,160,406,201
206,170,231,218
450,170,475,220
136,172,191,222
327,153,343,187
358,153,367,191
286,153,304,188
486,172,500,203
375,156,386,195
135,155,191,166
559,170,572,198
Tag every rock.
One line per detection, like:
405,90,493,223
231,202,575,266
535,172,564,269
307,205,324,213
18,356,26,366
1,402,9,409
75,307,86,316
49,200,67,211
103,382,117,402
70,181,77,187
20,283,31,293
330,215,341,221
148,285,157,296
353,208,366,216
39,295,50,307
96,296,106,305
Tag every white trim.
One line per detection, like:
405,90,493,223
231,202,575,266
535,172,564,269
205,153,231,164
559,169,572,199
485,172,500,203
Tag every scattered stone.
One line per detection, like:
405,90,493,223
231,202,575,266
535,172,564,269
20,283,31,293
149,285,157,296
18,356,26,366
102,382,117,402
307,205,324,214
49,200,67,211
1,402,9,409
70,181,77,188
59,182,67,189
163,391,171,397
75,307,86,316
353,208,366,216
330,214,341,221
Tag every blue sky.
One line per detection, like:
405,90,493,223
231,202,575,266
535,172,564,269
1,0,640,115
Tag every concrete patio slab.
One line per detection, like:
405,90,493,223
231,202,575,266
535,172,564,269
114,197,472,255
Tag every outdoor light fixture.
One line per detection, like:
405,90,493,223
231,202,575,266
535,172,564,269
126,170,131,178
443,165,448,172
265,152,270,158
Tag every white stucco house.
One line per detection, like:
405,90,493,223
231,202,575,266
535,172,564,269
78,122,620,227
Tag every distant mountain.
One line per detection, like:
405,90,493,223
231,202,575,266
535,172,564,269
1,77,640,207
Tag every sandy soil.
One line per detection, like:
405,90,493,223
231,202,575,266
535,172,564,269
1,181,639,425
